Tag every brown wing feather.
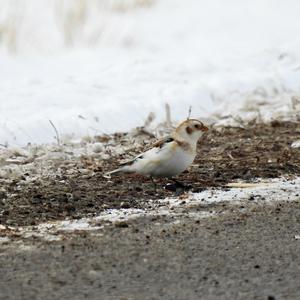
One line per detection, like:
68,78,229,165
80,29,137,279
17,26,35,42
145,136,174,151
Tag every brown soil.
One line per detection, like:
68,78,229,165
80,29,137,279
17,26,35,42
1,121,300,227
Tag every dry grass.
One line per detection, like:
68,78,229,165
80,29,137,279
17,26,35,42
0,0,155,52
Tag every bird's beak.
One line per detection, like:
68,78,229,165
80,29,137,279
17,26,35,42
201,125,209,132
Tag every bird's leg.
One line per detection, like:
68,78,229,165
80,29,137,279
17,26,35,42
164,178,192,192
164,178,187,192
172,178,186,189
150,176,157,192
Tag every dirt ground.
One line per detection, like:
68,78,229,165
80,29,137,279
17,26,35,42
0,121,300,300
0,121,300,227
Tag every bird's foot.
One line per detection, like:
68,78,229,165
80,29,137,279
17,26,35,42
164,180,192,193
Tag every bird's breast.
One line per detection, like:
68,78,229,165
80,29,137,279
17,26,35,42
149,146,196,177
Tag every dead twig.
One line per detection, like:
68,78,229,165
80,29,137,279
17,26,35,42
187,106,192,120
49,120,61,146
165,103,172,127
144,112,155,128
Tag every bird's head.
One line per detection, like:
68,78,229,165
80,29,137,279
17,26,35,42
174,119,208,144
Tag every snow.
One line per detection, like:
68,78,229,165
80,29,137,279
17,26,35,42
291,140,300,148
1,0,300,147
2,177,299,243
163,178,300,208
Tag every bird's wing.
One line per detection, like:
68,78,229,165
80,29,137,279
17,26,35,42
120,136,174,167
145,136,174,151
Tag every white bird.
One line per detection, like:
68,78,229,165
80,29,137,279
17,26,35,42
104,119,208,179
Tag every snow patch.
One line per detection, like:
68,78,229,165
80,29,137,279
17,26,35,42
291,140,300,148
2,177,299,243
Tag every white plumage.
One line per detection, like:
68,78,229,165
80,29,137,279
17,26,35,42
104,119,208,179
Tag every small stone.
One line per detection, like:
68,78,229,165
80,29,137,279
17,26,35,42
291,140,300,148
0,191,7,200
120,202,130,209
271,120,281,127
87,269,102,280
92,143,104,153
114,221,129,228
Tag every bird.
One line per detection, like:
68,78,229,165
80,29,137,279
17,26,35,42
104,119,208,181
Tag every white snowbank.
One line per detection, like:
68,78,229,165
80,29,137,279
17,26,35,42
1,0,300,146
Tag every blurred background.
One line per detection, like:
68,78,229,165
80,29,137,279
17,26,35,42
1,0,300,146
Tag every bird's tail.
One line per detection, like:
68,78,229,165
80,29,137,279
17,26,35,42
103,167,124,178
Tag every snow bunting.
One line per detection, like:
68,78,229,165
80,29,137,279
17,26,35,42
104,119,208,178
